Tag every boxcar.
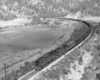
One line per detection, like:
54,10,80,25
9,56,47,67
67,41,76,50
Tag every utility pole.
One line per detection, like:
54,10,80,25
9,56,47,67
4,63,7,80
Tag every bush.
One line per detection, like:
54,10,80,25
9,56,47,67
31,16,41,25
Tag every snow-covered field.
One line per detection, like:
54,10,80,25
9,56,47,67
0,18,32,28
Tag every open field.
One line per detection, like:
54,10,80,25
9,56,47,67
0,26,64,49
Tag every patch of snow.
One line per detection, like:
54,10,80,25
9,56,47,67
65,12,82,19
67,67,82,80
0,18,32,28
29,0,44,5
2,5,7,11
82,17,100,23
67,50,93,80
65,13,75,18
74,11,82,19
14,1,18,7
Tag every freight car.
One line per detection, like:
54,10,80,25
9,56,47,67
71,29,89,41
75,29,90,45
57,41,76,57
55,45,69,57
67,41,76,49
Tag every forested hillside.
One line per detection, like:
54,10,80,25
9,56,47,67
0,0,100,21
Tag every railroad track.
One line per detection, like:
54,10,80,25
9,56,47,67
18,18,93,80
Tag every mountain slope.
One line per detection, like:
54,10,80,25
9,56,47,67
0,0,100,21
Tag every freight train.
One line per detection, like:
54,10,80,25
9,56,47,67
33,20,91,71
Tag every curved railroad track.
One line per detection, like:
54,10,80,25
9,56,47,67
18,18,93,80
